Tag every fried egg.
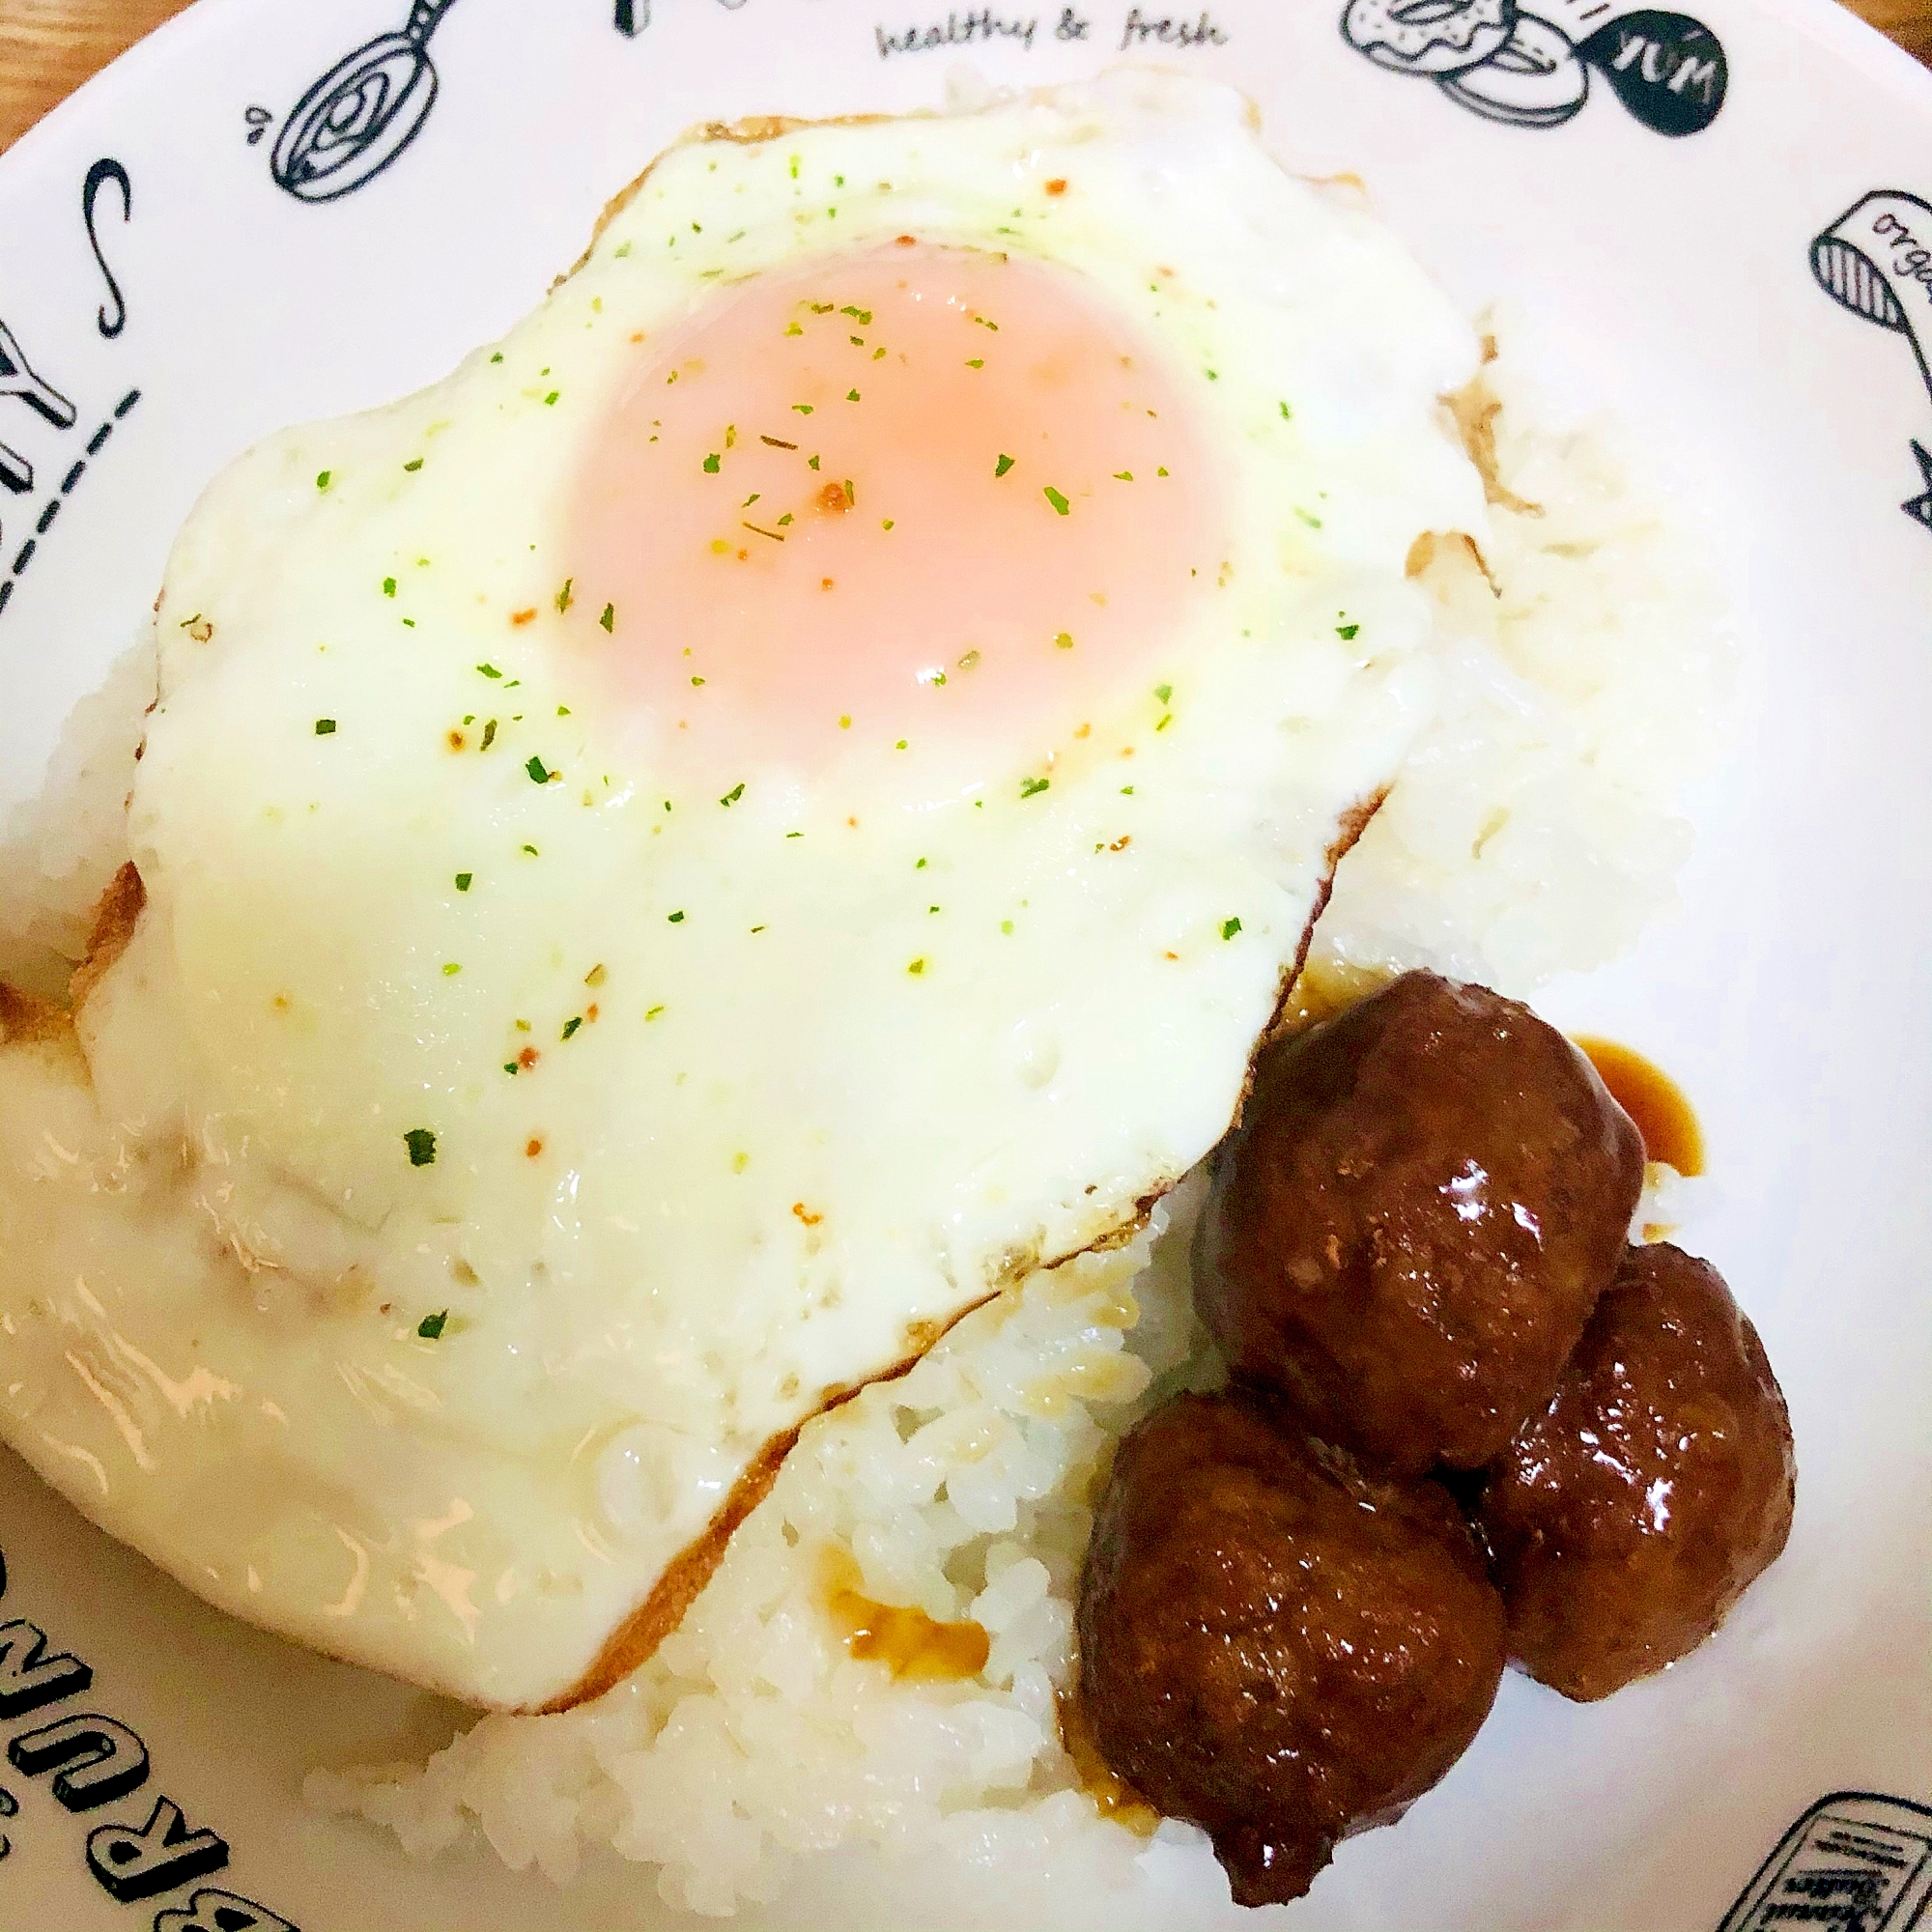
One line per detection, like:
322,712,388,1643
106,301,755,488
0,73,1485,1710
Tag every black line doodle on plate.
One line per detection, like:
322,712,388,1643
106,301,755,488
0,310,75,498
0,388,140,621
1339,0,1724,133
82,157,132,339
1811,189,1932,536
1716,1791,1932,1932
270,0,463,203
268,0,758,200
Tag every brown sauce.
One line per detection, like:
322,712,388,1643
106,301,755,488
1057,1690,1160,1836
1571,1037,1703,1177
820,1549,989,1682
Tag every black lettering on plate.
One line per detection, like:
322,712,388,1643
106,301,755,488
1717,1791,1932,1932
1118,7,1227,49
153,1888,301,1932
8,1712,151,1811
0,1619,93,1718
86,1795,229,1903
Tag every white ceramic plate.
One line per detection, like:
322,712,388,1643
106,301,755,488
1,1,1929,1927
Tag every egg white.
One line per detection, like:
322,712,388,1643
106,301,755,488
0,72,1483,1709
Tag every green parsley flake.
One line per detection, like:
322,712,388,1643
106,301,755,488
1113,470,1132,481
523,842,537,855
916,857,927,869
793,403,814,415
526,755,552,783
691,675,705,687
554,578,574,612
703,452,722,473
645,1005,666,1020
491,350,505,361
907,957,926,976
1043,486,1070,516
477,662,502,678
720,782,745,807
1001,920,1014,934
668,910,686,923
418,1310,448,1339
442,962,460,976
1221,917,1242,940
1279,401,1293,420
382,577,397,596
1020,776,1050,799
994,453,1015,478
1154,683,1173,703
882,519,895,531
966,358,984,369
846,389,860,402
1295,507,1323,529
808,454,821,469
481,720,497,751
314,718,336,736
1337,622,1360,640
455,872,472,892
1055,633,1074,650
315,470,331,490
404,457,424,472
404,1127,438,1167
1121,785,1134,795
562,1016,582,1040
600,603,615,633
544,391,559,406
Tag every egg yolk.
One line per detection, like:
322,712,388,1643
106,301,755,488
568,242,1223,782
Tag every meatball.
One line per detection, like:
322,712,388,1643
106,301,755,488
1075,1389,1506,1906
1477,1241,1795,1701
1196,971,1645,1473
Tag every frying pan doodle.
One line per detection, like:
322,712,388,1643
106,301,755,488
269,0,755,204
1811,190,1932,533
1339,0,1725,133
270,0,462,203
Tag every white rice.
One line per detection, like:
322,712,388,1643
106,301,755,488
0,338,1725,1915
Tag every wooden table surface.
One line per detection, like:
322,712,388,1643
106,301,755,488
1,0,1927,153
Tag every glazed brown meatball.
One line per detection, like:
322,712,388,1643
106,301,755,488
1075,1389,1506,1906
1477,1241,1795,1701
1196,971,1645,1473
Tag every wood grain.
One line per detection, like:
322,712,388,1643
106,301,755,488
0,0,1927,154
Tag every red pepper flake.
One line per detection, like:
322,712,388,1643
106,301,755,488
792,1202,823,1226
526,1137,544,1158
1045,178,1067,196
518,1046,540,1069
511,608,537,625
